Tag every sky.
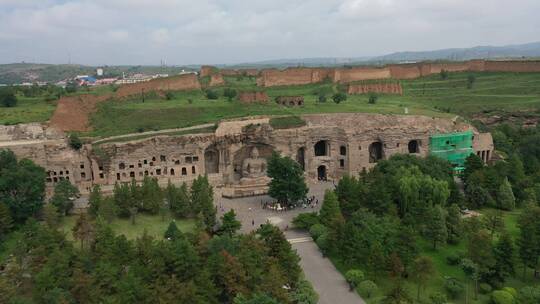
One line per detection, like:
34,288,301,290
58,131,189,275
0,0,539,66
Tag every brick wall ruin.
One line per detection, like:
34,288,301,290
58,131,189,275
208,74,225,86
3,114,494,196
348,83,403,95
115,74,201,98
238,91,269,103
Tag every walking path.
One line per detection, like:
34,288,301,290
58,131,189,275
92,123,215,144
286,230,366,304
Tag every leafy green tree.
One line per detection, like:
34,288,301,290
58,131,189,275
50,179,79,216
72,213,94,249
233,293,280,304
368,93,378,104
205,89,219,100
42,203,61,228
344,269,364,291
167,181,191,218
87,184,103,218
358,280,378,299
429,292,447,304
319,190,342,227
289,278,319,304
191,175,216,231
467,74,476,89
446,204,462,244
0,150,46,223
68,133,83,150
491,290,515,304
411,256,436,301
483,210,504,240
425,205,447,250
0,89,17,107
335,175,363,218
267,152,308,207
517,205,540,277
0,202,13,237
394,225,419,271
219,209,241,236
113,182,133,217
493,232,515,284
223,88,237,101
440,69,449,80
497,177,516,210
97,197,116,224
140,176,163,214
332,92,347,104
383,283,411,304
463,154,484,185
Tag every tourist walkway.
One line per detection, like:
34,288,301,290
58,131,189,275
286,230,366,304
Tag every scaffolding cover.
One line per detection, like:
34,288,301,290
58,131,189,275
429,130,474,171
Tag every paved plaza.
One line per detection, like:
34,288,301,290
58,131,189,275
215,181,334,233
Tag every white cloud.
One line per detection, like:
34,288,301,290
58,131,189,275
0,0,538,65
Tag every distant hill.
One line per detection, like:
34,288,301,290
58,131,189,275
232,41,540,67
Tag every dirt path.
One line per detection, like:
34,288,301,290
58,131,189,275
92,123,216,144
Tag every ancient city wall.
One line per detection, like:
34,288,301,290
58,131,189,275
115,74,201,98
348,83,403,95
333,67,391,82
484,60,540,72
221,68,259,77
257,68,332,87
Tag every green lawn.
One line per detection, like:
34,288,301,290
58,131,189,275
59,213,195,241
0,96,56,125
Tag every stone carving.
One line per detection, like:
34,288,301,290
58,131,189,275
240,147,269,185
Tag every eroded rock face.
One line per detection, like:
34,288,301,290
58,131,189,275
2,113,494,195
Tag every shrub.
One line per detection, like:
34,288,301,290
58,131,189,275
0,90,18,107
318,94,327,103
429,292,447,304
315,232,329,254
440,69,449,80
368,93,378,104
467,74,476,89
205,89,218,100
502,287,517,298
492,290,514,304
165,92,174,100
69,133,83,150
292,213,319,229
479,283,493,294
344,269,364,290
446,252,462,265
444,278,464,299
358,280,377,298
188,98,193,104
309,224,327,240
332,92,347,104
223,88,237,101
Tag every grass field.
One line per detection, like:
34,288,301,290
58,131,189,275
3,72,540,136
59,213,195,241
328,208,537,304
0,96,56,125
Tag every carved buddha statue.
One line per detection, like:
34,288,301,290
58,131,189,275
240,147,269,185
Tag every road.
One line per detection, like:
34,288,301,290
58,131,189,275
287,230,366,304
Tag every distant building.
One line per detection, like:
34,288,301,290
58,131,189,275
96,68,104,76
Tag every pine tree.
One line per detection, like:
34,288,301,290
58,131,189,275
493,232,515,283
164,221,181,240
191,175,216,231
517,205,540,277
88,184,103,218
113,182,133,217
335,175,362,218
319,190,342,227
167,181,190,218
446,204,462,244
463,154,484,186
140,177,163,214
497,177,516,210
42,203,61,228
0,202,13,237
425,205,447,250
219,209,241,236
